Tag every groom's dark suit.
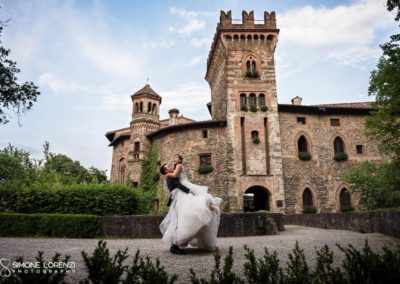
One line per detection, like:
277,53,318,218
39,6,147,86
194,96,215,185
161,164,191,206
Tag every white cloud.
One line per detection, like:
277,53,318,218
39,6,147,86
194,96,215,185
168,7,215,36
189,56,203,66
278,0,393,66
190,37,212,47
143,39,176,49
39,72,89,95
159,82,211,119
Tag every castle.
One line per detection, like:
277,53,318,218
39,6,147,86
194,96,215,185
105,11,384,214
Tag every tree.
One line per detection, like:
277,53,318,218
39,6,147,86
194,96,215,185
343,1,400,210
0,144,37,186
366,1,400,159
0,23,40,125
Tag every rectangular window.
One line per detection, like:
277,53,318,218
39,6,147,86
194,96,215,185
199,154,211,166
134,142,140,152
297,117,306,125
202,130,208,138
356,145,363,154
330,119,340,126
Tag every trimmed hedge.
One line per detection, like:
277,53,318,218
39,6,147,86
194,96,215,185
0,213,100,238
0,183,146,215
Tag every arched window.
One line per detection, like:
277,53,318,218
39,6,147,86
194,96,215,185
302,188,313,207
251,60,256,72
135,103,139,113
249,93,256,106
152,103,157,114
119,159,125,184
339,188,351,209
240,93,247,106
251,131,259,139
139,102,143,113
334,137,345,153
298,135,308,152
148,102,152,113
258,94,265,106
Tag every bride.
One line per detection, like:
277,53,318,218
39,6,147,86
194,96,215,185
159,154,222,251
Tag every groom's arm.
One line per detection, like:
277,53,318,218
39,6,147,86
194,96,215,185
169,179,191,194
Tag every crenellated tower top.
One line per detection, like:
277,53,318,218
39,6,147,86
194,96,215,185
206,10,279,82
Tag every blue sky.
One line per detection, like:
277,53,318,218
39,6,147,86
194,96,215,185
0,0,398,175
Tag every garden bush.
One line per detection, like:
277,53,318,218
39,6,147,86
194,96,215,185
0,183,144,215
0,213,100,238
3,240,400,283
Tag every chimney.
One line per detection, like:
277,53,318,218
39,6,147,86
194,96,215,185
291,96,302,105
168,108,179,126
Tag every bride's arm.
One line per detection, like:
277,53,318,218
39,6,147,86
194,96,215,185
166,164,182,178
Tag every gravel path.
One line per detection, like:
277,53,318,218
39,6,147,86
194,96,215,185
1,225,399,283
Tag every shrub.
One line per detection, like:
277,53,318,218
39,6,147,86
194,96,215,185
0,183,141,215
298,151,312,161
81,240,177,284
303,206,317,214
190,247,243,284
334,152,348,161
0,213,100,238
240,104,248,111
252,137,260,144
249,104,257,112
260,105,268,112
245,70,260,79
198,165,213,174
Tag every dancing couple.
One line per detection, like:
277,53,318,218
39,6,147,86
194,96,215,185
158,154,222,254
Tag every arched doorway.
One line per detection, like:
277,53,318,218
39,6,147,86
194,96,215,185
243,186,270,212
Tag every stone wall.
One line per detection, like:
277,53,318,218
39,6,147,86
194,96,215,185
283,210,400,238
100,213,284,238
279,112,384,214
152,126,229,210
110,137,131,183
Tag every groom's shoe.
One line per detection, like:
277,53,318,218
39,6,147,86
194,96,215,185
170,244,187,255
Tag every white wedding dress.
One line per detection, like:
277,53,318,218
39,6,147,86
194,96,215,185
159,166,222,251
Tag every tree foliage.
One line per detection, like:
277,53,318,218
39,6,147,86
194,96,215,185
343,1,400,210
0,24,40,125
366,1,400,158
343,161,400,210
0,142,107,187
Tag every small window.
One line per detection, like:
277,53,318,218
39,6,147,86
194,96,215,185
302,188,313,207
202,130,208,138
132,181,138,187
258,94,265,106
298,135,308,152
356,145,363,154
330,119,340,126
249,93,256,106
134,142,140,152
148,102,152,113
251,131,259,139
240,93,247,106
297,117,306,125
334,137,345,154
199,154,211,166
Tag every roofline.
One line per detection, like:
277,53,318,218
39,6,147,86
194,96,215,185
108,133,130,147
147,120,227,139
105,127,130,142
277,104,373,115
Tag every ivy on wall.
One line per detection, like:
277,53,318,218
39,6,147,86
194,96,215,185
138,144,160,214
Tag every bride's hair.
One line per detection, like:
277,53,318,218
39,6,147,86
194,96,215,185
174,154,183,163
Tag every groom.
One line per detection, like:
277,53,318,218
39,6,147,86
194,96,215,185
157,160,193,254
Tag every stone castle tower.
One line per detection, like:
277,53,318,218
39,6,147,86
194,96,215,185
205,11,285,212
129,84,162,185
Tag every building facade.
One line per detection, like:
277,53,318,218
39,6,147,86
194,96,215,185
105,11,384,214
